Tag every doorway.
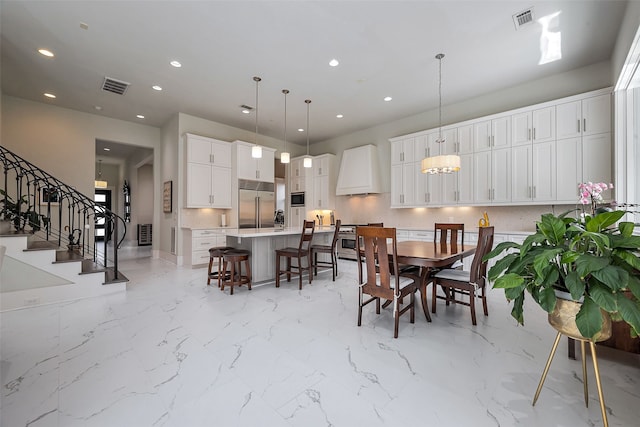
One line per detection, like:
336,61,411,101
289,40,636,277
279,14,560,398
94,189,112,242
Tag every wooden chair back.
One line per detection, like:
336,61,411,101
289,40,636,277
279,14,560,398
356,226,399,301
367,222,384,227
469,226,494,287
298,220,315,252
434,223,464,252
330,219,342,249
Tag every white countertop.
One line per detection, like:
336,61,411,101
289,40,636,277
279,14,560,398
225,226,335,238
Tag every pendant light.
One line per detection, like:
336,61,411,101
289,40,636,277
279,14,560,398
95,159,108,188
421,53,460,174
280,89,290,164
251,76,263,159
303,99,313,168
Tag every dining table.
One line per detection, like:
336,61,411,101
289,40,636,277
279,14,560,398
392,241,476,322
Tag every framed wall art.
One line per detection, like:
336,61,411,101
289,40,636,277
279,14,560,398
163,181,172,213
40,187,60,205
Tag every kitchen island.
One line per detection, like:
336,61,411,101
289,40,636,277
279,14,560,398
225,226,335,284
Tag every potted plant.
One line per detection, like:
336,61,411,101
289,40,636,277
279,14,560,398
484,206,640,341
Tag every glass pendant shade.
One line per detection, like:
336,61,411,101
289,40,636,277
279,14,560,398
95,160,108,188
280,89,290,164
94,180,108,189
303,99,312,168
421,53,460,175
251,145,262,158
421,154,461,174
252,76,262,158
303,156,313,168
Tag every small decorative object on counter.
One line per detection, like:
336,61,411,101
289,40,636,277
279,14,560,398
478,211,490,227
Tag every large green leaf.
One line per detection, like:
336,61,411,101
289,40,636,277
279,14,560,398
575,297,604,340
575,254,609,277
589,282,618,312
591,265,629,291
487,253,519,281
493,273,524,289
540,268,559,287
614,250,640,271
484,241,520,262
618,221,635,237
565,271,586,300
626,274,640,300
537,214,566,245
618,295,640,337
511,293,525,325
586,210,625,232
521,232,547,256
533,248,563,279
504,284,525,300
610,235,640,249
580,231,609,254
538,286,556,313
560,250,580,264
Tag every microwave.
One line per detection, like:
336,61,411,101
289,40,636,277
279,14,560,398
290,192,305,207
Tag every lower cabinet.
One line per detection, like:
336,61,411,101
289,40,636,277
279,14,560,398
187,229,228,266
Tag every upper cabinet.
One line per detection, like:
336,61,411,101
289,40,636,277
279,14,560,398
556,94,611,139
473,115,511,152
185,133,232,208
310,154,336,210
389,87,612,208
234,141,275,183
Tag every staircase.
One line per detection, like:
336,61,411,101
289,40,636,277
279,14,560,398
1,146,128,311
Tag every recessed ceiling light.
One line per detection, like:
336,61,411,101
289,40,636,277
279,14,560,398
103,147,111,151
384,96,393,102
329,59,339,67
136,114,145,119
298,128,304,132
241,109,250,114
170,60,182,68
44,93,56,98
152,85,162,91
38,49,54,57
94,105,102,111
79,22,89,30
336,114,344,118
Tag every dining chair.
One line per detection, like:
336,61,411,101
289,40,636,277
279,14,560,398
431,226,494,325
311,219,341,281
275,220,315,290
356,226,418,338
434,223,464,252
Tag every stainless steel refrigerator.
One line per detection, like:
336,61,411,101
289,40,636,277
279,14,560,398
238,179,275,229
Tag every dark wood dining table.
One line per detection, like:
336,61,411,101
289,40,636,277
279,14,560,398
392,241,476,322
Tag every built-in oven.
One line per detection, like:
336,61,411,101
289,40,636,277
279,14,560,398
337,225,358,260
290,191,305,207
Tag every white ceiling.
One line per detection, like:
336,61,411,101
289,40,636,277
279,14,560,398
0,1,629,146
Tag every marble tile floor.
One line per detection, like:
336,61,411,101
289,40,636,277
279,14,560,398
1,256,639,427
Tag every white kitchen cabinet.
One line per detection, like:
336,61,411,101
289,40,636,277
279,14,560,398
187,229,229,266
512,106,555,146
186,133,232,166
442,153,474,205
453,124,474,154
289,157,310,193
473,115,511,152
289,206,307,229
415,130,456,159
511,141,555,203
185,134,232,208
556,137,582,202
582,133,612,186
390,137,415,164
415,162,442,205
235,141,275,182
391,163,415,207
556,94,611,139
474,148,511,204
310,154,336,210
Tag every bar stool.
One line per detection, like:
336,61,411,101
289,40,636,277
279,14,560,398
220,249,252,295
207,246,234,287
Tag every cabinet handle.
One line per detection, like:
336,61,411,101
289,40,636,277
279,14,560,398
533,186,537,198
401,152,404,162
583,118,586,133
577,119,581,133
528,129,531,140
487,135,491,147
533,128,536,140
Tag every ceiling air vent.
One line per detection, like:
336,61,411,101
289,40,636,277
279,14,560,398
101,77,130,95
513,8,534,30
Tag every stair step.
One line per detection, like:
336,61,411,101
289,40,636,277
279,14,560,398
25,240,59,251
80,259,107,274
104,268,129,285
54,250,84,263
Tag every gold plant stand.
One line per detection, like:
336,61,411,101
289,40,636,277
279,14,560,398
532,298,612,427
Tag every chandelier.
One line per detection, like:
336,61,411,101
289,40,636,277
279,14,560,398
421,53,460,174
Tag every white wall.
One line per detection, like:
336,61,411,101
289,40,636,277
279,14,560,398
612,0,640,84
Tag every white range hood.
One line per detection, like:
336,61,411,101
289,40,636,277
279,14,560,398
336,144,382,195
